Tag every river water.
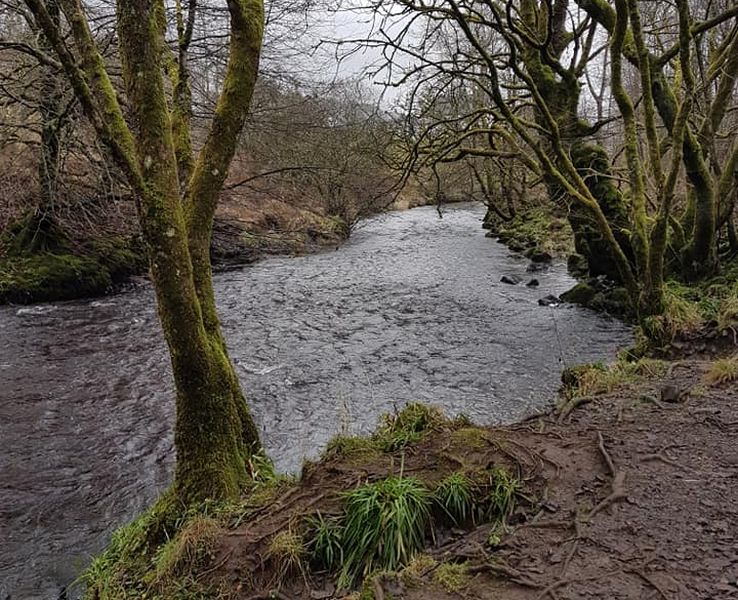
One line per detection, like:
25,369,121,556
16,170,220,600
0,203,631,598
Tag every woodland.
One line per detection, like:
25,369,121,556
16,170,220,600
1,0,737,597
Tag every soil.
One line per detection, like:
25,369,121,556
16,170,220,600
201,356,738,600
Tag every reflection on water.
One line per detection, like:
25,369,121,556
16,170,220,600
0,203,631,598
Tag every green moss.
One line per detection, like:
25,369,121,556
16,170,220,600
489,207,574,257
0,236,146,305
432,562,469,593
449,426,486,451
0,254,112,304
560,282,597,305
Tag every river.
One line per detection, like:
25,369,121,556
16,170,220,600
0,203,632,598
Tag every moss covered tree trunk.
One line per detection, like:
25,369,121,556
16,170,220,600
519,0,635,282
24,0,264,507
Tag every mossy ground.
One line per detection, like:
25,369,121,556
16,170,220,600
484,206,575,258
0,238,146,304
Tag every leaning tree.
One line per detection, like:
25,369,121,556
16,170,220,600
359,0,738,320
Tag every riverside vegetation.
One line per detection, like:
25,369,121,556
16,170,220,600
76,349,738,599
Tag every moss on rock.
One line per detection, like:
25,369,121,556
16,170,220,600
0,237,146,304
0,254,112,304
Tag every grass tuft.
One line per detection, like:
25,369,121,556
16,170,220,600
338,475,432,587
154,516,220,583
401,553,437,586
376,403,446,451
434,471,474,526
704,355,738,386
305,512,344,571
268,530,306,577
484,467,520,520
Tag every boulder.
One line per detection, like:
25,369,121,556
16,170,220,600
526,278,540,287
538,294,560,306
500,275,522,285
566,253,589,278
560,282,597,306
526,248,553,263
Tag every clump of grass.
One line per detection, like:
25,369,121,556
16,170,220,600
305,512,344,571
434,471,474,526
717,292,738,332
324,435,380,460
641,282,703,345
268,529,306,577
561,357,668,402
153,516,220,583
561,362,630,398
449,426,486,450
484,467,520,521
432,562,470,593
401,553,437,586
704,355,738,386
339,475,432,587
325,403,447,460
375,403,446,451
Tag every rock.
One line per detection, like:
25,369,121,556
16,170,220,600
538,294,560,306
526,261,548,273
560,282,597,306
526,278,540,287
527,249,553,263
567,253,589,278
500,275,522,285
660,384,686,403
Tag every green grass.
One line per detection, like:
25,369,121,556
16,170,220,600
153,517,220,583
324,403,447,460
434,471,474,526
268,530,306,577
484,467,519,521
306,512,344,571
561,358,669,400
375,403,446,451
338,476,432,587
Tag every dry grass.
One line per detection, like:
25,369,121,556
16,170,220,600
704,356,738,386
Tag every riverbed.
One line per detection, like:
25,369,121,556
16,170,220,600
0,203,631,598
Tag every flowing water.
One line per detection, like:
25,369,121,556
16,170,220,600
0,203,632,598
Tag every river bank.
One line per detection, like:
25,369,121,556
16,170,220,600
80,350,738,599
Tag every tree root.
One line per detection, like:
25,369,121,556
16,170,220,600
467,561,543,589
640,445,692,472
587,432,627,520
557,395,595,423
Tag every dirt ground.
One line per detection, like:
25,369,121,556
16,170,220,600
202,357,738,600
